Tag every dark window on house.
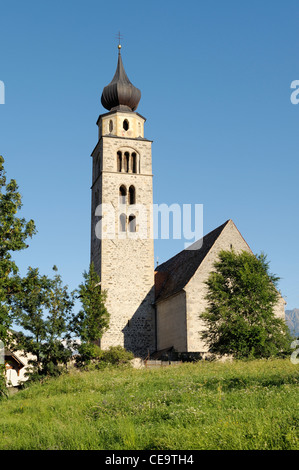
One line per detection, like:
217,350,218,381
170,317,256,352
123,119,129,131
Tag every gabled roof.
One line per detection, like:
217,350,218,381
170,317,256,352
155,220,231,303
4,349,25,368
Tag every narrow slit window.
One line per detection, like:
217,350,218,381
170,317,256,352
123,119,129,131
125,152,130,173
117,151,122,172
129,186,136,205
132,153,137,173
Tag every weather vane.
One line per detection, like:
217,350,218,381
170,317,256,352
116,31,123,50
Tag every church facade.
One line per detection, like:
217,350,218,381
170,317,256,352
90,47,286,358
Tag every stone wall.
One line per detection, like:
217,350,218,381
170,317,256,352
156,291,187,352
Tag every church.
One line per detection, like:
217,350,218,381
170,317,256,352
90,45,286,359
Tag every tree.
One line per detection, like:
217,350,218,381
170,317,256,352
200,249,292,359
41,266,75,375
72,263,110,365
0,156,36,344
12,266,75,379
0,156,36,396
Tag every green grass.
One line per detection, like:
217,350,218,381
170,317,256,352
0,359,298,450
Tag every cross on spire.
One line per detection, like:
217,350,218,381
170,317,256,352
116,31,123,51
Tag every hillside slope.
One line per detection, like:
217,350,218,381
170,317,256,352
0,359,298,450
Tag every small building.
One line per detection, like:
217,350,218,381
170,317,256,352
4,349,32,387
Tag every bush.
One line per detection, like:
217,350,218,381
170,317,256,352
98,346,134,366
75,345,134,370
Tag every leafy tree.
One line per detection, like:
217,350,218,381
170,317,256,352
12,266,75,379
41,266,75,375
72,263,110,365
200,249,292,359
0,155,36,396
0,155,36,344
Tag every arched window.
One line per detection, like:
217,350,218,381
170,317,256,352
128,215,136,233
109,119,113,133
129,186,136,205
132,152,137,173
119,213,126,232
125,152,130,173
117,151,122,172
123,119,129,131
119,185,127,205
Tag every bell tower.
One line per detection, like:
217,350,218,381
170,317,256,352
90,45,155,357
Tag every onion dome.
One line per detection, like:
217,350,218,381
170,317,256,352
101,46,141,112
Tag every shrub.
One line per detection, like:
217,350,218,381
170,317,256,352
99,346,134,365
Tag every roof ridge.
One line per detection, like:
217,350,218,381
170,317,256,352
156,219,230,271
155,220,231,303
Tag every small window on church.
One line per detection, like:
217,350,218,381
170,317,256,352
109,120,113,133
123,119,129,131
128,214,136,232
132,153,137,173
119,213,126,232
117,151,122,172
125,152,130,173
129,186,135,205
119,185,127,205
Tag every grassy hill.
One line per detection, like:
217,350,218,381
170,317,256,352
0,359,298,450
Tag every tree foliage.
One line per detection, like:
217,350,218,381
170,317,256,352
72,263,110,365
0,155,36,344
0,156,36,396
11,266,75,379
200,250,292,359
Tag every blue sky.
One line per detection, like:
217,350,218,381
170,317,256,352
0,0,299,309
